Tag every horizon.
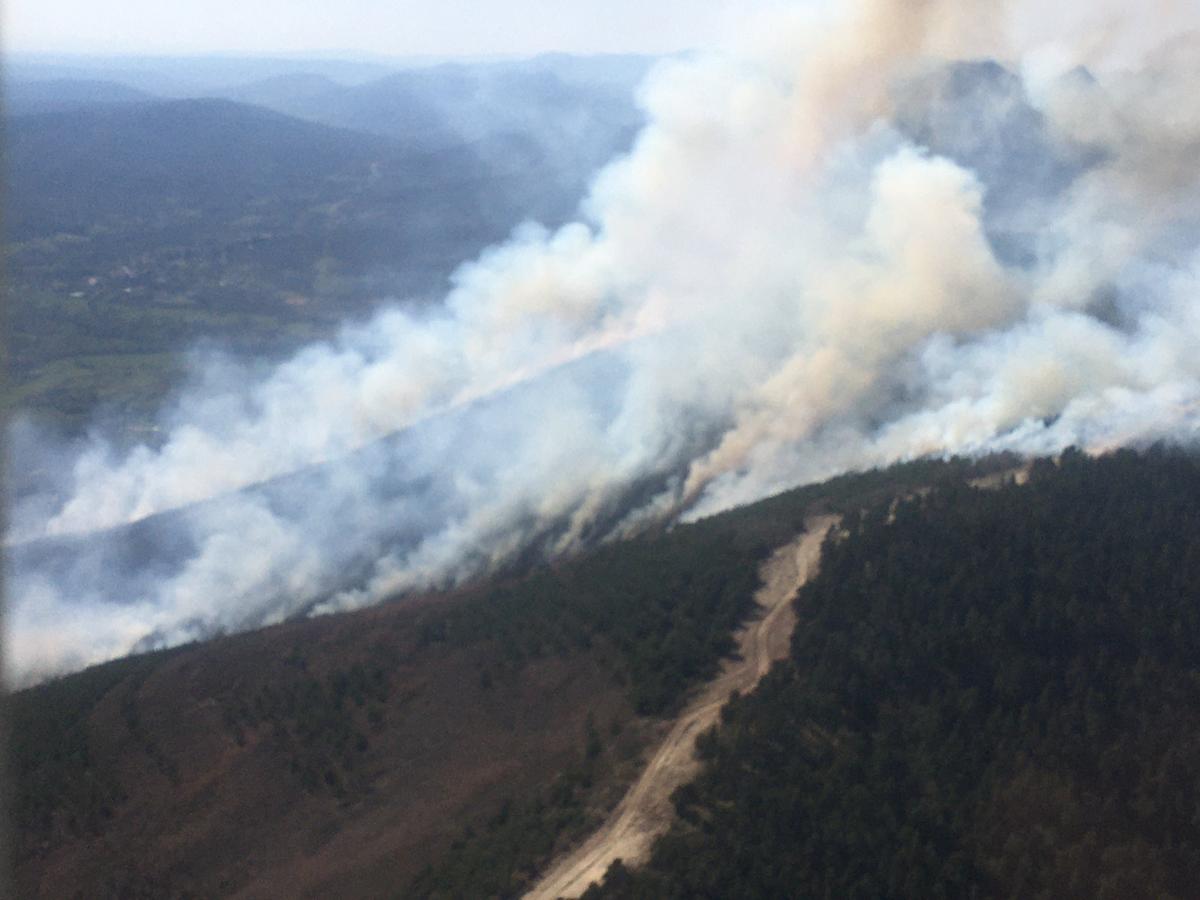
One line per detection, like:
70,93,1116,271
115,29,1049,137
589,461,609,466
3,47,667,87
6,47,661,64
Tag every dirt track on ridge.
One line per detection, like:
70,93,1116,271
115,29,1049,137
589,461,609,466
524,516,838,900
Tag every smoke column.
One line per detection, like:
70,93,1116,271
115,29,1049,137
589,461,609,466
7,0,1200,683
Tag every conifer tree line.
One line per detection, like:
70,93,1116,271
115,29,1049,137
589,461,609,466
589,447,1200,900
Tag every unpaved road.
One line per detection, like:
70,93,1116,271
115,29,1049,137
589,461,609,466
524,516,838,900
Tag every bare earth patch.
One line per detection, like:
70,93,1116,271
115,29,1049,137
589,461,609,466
525,516,838,900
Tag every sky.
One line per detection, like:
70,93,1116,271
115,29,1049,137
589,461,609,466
4,0,800,58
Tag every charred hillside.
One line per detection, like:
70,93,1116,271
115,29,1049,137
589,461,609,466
16,450,1200,898
9,458,996,899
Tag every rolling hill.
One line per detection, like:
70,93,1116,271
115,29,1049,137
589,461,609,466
9,458,992,898
4,97,506,427
13,449,1200,897
587,449,1200,899
3,79,159,116
3,71,642,430
6,98,403,234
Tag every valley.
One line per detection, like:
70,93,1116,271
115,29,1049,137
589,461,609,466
2,55,646,433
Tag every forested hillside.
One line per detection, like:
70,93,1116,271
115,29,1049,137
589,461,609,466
9,458,997,898
19,448,1196,898
588,448,1200,899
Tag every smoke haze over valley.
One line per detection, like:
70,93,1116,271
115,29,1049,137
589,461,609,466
7,0,1200,684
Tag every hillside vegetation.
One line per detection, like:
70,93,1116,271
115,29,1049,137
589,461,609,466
3,100,524,429
3,60,644,432
588,448,1200,900
9,458,996,898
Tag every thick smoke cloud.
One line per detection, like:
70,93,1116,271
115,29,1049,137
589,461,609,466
7,0,1200,684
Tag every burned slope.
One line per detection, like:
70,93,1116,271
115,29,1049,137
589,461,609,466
9,458,997,898
10,474,768,898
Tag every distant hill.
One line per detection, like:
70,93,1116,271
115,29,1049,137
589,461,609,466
216,73,455,149
3,87,636,427
3,56,648,429
213,55,651,199
6,98,400,234
5,53,401,96
4,94,509,326
216,56,653,141
4,78,159,115
5,54,653,155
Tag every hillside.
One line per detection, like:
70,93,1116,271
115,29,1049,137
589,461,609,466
7,8,1199,898
3,86,632,430
6,99,399,234
528,520,836,899
3,79,159,115
3,99,468,427
5,54,398,97
18,450,1198,897
585,448,1200,899
215,57,649,180
8,459,992,898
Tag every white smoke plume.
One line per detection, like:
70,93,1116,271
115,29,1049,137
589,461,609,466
7,0,1200,684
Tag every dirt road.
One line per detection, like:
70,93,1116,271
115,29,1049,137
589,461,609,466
524,516,837,900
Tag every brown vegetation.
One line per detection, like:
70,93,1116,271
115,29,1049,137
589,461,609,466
14,586,642,899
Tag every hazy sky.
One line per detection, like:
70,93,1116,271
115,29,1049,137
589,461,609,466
5,0,798,57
